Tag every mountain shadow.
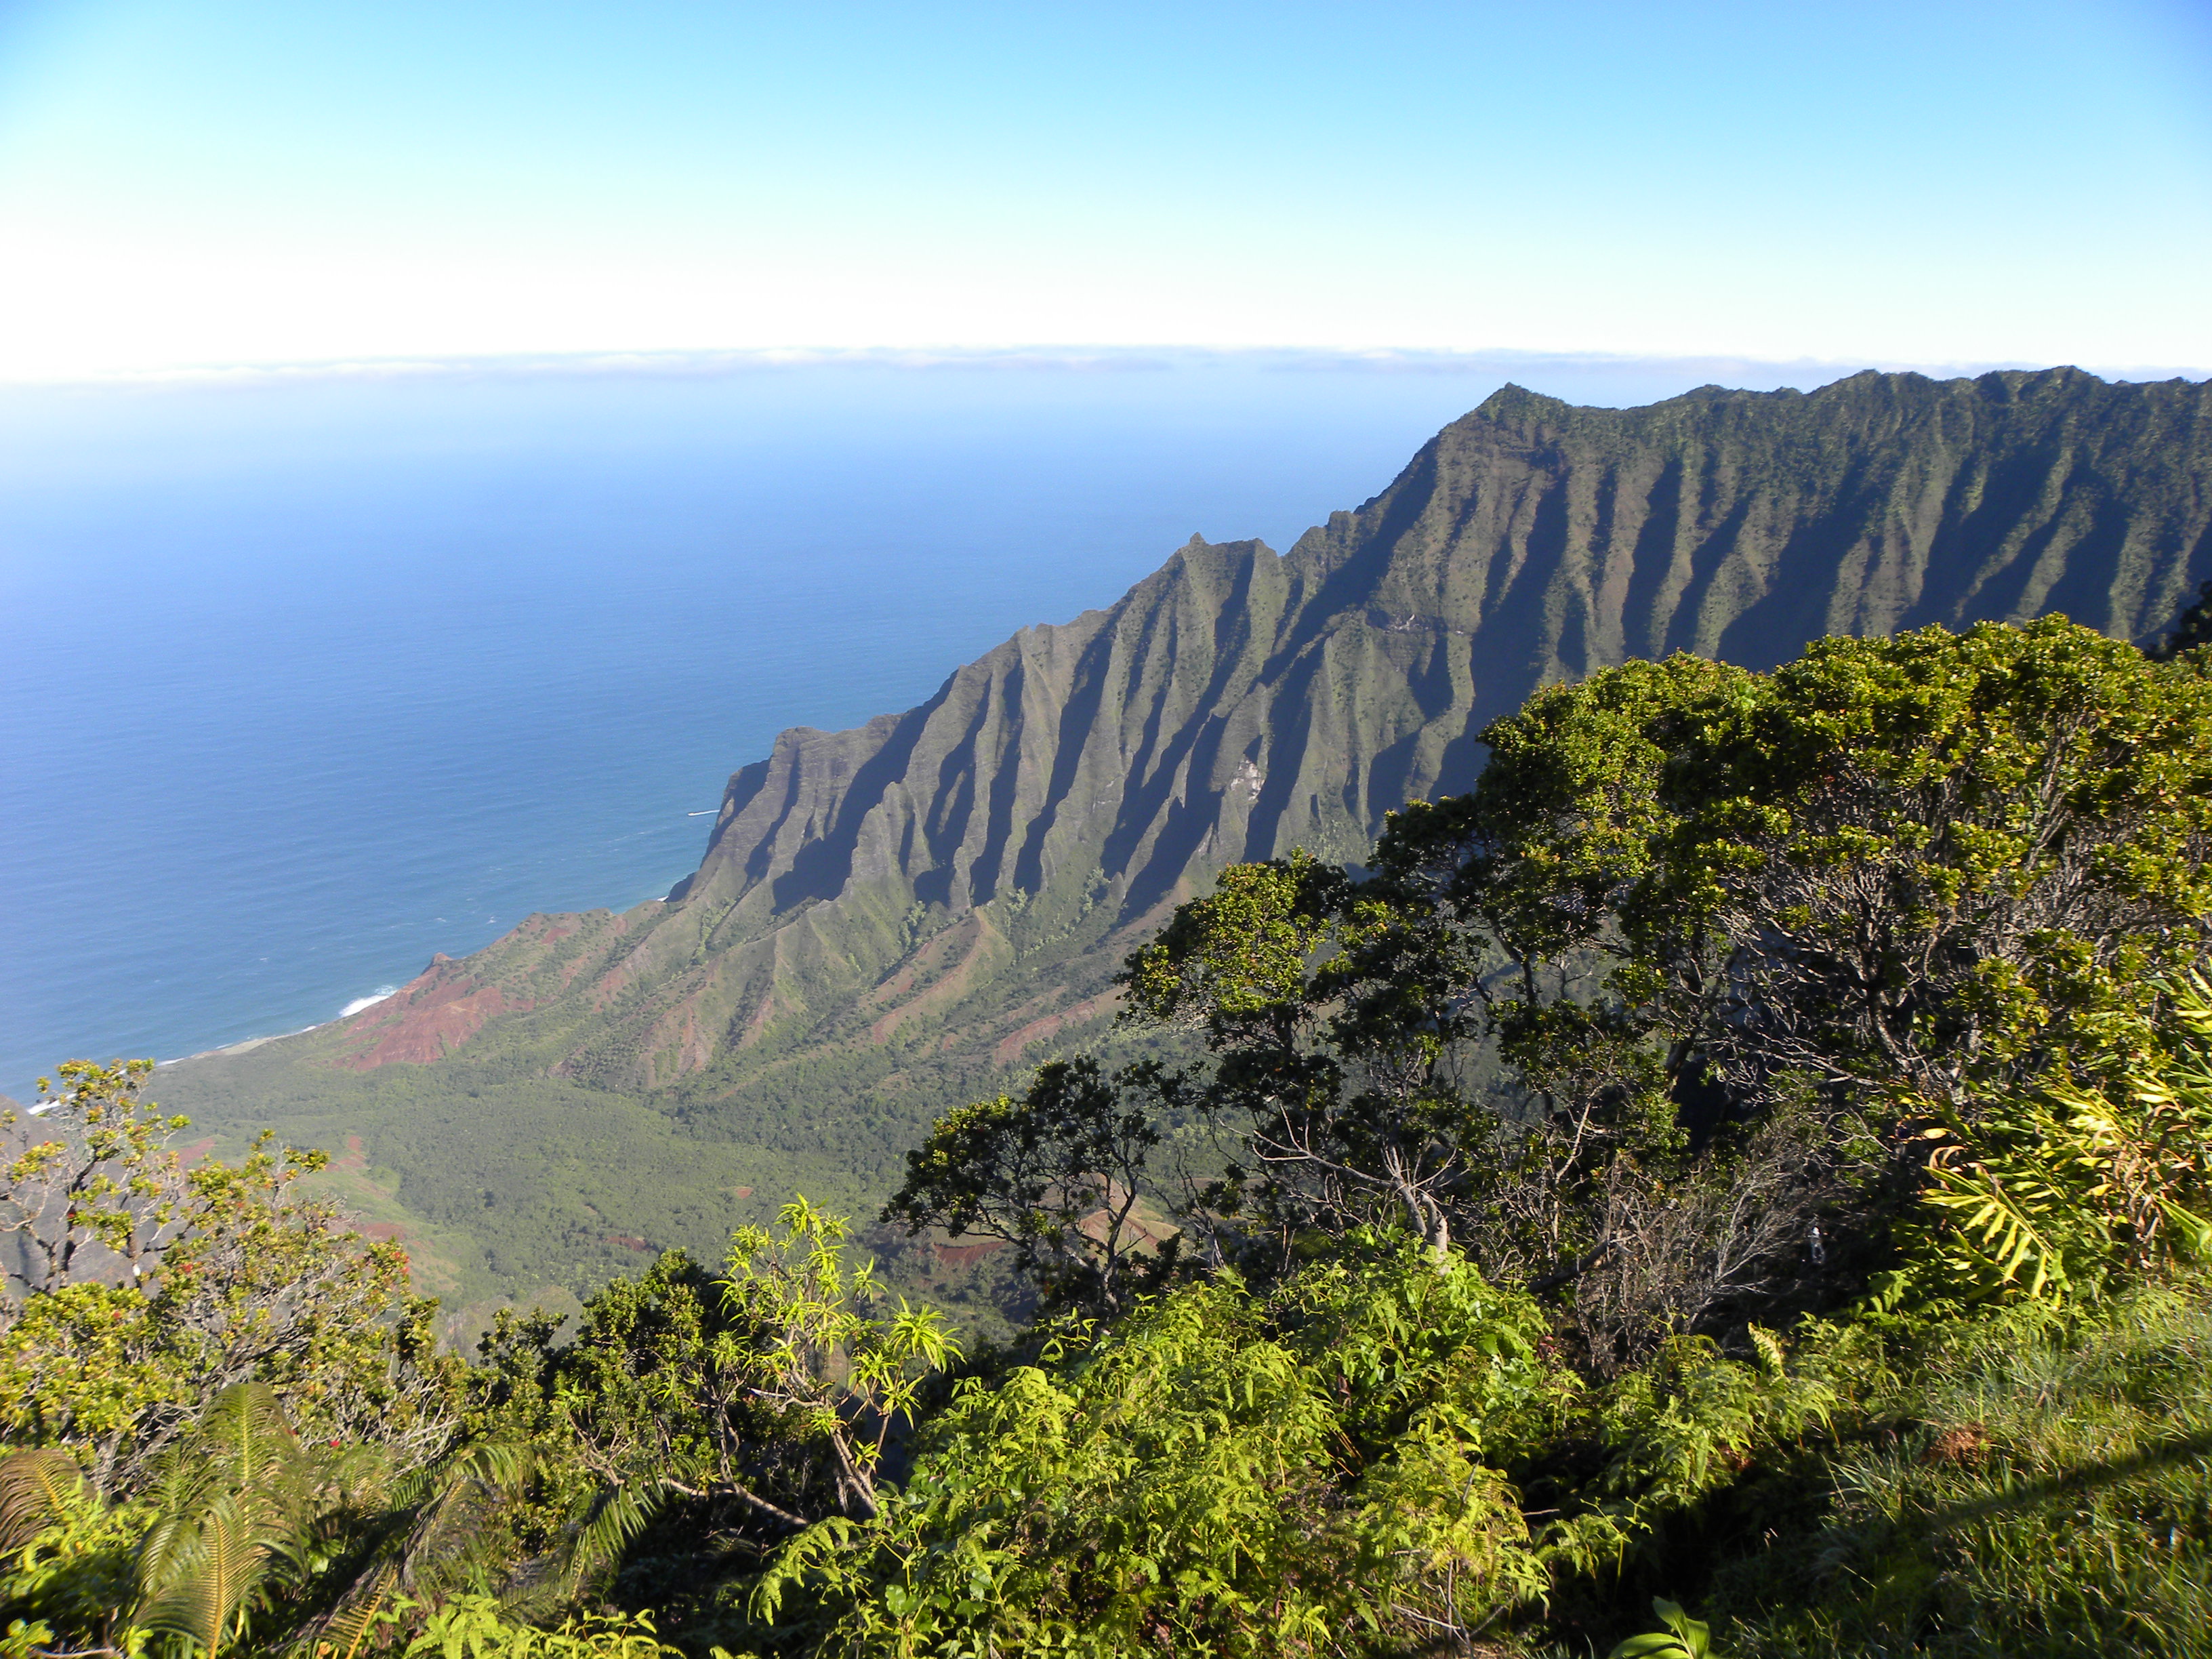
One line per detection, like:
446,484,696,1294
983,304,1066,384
161,367,2212,1305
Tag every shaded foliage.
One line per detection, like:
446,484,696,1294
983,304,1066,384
883,1055,1176,1317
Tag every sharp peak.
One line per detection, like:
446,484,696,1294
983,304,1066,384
1470,382,1570,419
1174,531,1277,557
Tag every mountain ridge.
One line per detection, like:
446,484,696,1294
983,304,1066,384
162,366,2212,1303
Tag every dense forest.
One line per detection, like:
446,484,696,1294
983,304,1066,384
9,614,2212,1656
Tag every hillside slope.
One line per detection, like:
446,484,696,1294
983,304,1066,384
164,367,2212,1304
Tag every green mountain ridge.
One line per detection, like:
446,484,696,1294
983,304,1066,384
161,366,2212,1307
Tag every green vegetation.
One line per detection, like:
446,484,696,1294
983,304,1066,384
884,1056,1179,1318
157,367,2212,1312
1,1062,453,1495
1706,1279,2212,1655
9,616,2212,1654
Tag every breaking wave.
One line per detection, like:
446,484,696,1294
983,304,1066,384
339,985,401,1020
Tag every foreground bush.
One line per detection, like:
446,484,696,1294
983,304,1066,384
1,1061,455,1495
9,621,2211,1655
749,1247,1557,1656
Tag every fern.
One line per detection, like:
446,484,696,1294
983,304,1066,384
381,1439,539,1602
1912,975,2212,1303
0,1451,84,1555
134,1490,276,1656
129,1384,319,1651
308,1567,403,1659
556,1479,662,1599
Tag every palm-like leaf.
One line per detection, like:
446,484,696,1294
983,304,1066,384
197,1382,300,1482
560,1478,664,1594
302,1565,401,1659
386,1439,538,1590
0,1447,85,1553
129,1383,327,1656
284,1434,546,1645
133,1489,281,1656
1918,981,2212,1301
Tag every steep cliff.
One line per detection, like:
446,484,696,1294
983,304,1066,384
164,367,2212,1298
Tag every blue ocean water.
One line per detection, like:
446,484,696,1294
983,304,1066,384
0,351,1813,1095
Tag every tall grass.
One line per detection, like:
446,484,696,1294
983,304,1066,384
1709,1279,2212,1656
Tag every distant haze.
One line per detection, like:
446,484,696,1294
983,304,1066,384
1,1,2207,377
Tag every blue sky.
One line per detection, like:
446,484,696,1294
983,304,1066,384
1,0,2207,377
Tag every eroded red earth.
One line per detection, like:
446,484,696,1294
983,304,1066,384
335,956,534,1069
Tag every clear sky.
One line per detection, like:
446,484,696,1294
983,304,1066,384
1,0,2207,379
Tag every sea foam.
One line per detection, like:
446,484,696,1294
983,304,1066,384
339,987,401,1020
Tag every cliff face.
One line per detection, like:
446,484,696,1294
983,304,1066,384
225,367,2212,1184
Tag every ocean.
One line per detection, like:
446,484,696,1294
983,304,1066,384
0,350,1821,1097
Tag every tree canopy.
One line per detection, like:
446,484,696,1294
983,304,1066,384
1115,618,2212,1357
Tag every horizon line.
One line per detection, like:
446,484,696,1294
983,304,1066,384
8,342,2209,394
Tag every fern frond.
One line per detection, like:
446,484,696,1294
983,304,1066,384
135,1478,216,1604
196,1382,302,1492
0,1448,87,1554
1921,1160,2081,1296
386,1439,539,1598
559,1479,665,1595
440,1438,539,1494
302,1565,399,1659
135,1492,275,1656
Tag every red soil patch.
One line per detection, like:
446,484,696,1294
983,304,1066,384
665,1008,714,1080
606,1234,654,1252
358,1222,409,1243
175,1136,216,1169
337,958,532,1069
589,954,641,1010
1924,1424,1992,1466
739,982,785,1048
994,989,1121,1067
933,1239,1006,1269
869,918,996,1045
861,924,969,1010
1077,1208,1176,1249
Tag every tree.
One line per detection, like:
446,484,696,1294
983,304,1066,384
1,1061,456,1496
3,1059,194,1298
714,1198,960,1523
1635,619,2212,1112
1120,621,2212,1351
1122,855,1500,1267
472,1194,960,1613
754,1248,1565,1659
1357,618,2212,1126
883,1057,1174,1315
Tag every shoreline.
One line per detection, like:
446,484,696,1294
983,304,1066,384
160,1023,330,1065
